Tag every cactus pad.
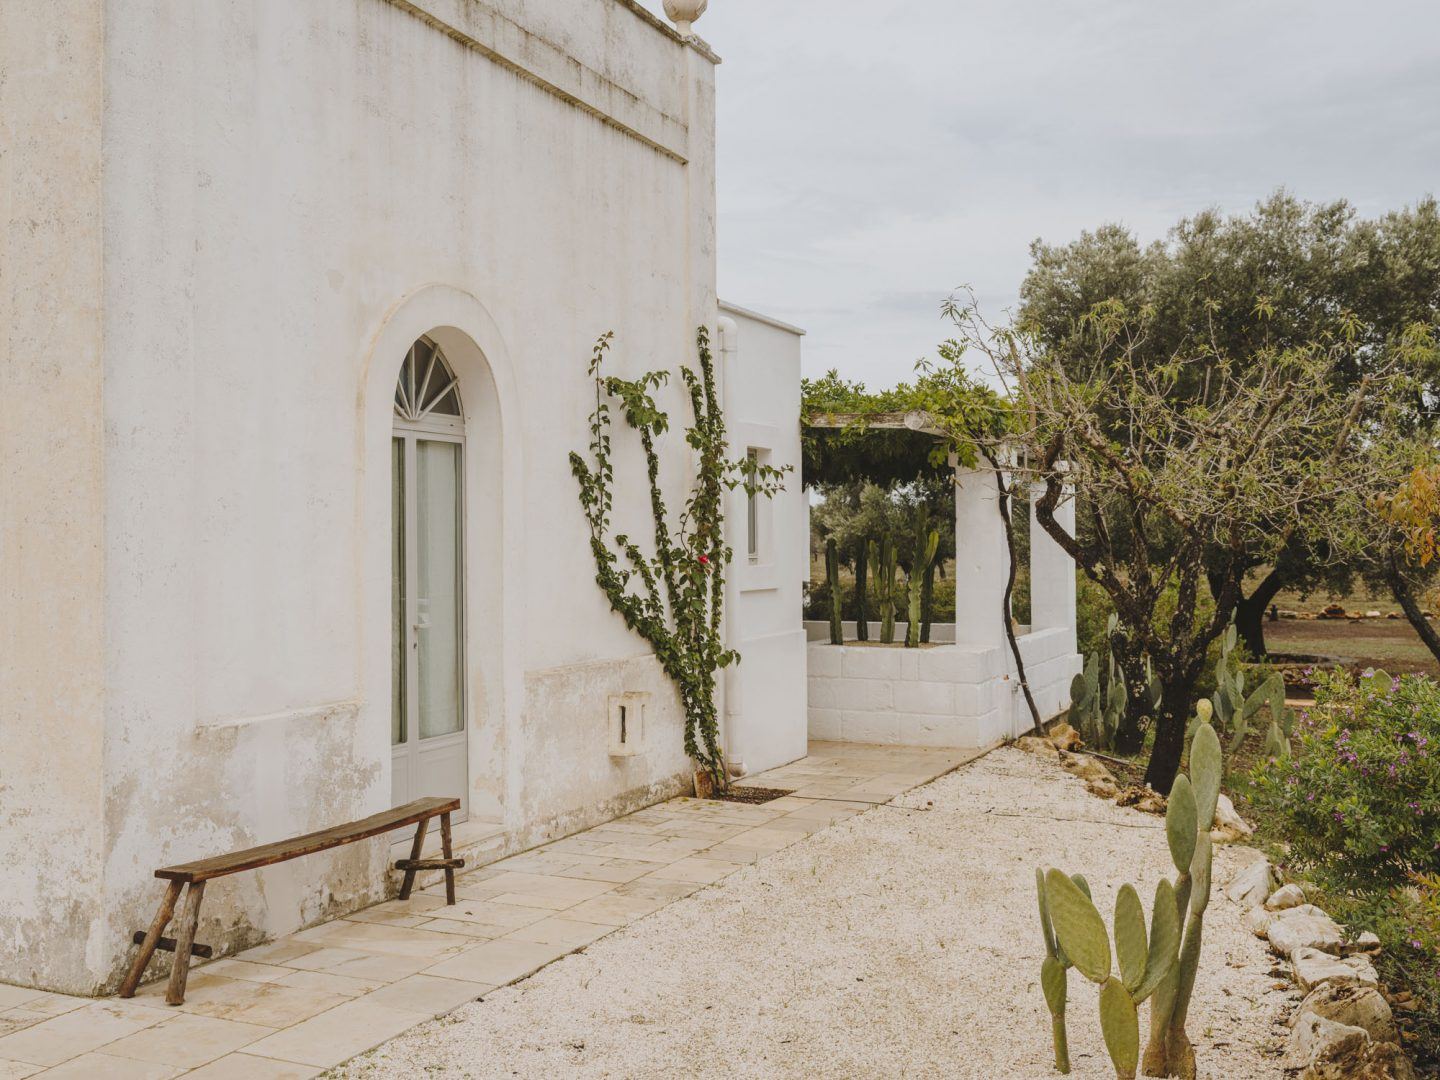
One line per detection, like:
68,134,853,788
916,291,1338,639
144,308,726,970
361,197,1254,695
1189,721,1222,831
1098,976,1140,1078
1165,774,1197,874
1136,877,1179,1002
1114,884,1148,994
1044,869,1111,984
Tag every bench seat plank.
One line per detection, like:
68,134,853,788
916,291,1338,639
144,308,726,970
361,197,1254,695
155,797,459,883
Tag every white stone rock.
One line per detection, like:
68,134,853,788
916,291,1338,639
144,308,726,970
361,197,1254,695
1286,1008,1416,1079
1292,947,1380,992
1211,792,1254,843
1274,903,1336,921
1293,983,1400,1046
1266,883,1306,910
1270,914,1346,958
1224,858,1277,908
1342,932,1382,956
1284,1013,1370,1071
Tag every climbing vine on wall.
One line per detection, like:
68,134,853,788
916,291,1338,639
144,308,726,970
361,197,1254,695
569,327,787,787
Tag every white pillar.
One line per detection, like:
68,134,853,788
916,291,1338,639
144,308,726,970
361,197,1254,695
1029,480,1077,652
953,462,1010,648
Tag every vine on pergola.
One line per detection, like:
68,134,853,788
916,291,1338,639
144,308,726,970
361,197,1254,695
570,327,787,787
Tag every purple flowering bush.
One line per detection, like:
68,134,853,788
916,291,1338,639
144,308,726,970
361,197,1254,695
1251,668,1440,889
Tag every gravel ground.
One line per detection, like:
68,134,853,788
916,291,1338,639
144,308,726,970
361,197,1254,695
335,748,1295,1079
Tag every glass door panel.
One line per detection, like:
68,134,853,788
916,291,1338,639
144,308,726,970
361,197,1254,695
416,439,464,740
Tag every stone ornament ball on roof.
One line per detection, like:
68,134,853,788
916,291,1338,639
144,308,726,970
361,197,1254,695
663,0,708,34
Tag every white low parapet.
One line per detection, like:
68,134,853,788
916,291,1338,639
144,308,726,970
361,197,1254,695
805,626,1082,748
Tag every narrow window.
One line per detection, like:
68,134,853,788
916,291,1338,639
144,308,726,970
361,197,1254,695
746,448,760,562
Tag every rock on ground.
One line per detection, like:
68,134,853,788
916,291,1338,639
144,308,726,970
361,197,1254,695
336,749,1293,1079
1286,1013,1415,1079
1292,947,1381,993
1293,983,1400,1046
1265,883,1306,911
1226,858,1279,909
1212,792,1255,842
1270,913,1347,959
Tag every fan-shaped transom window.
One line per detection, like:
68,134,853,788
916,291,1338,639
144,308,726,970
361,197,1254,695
394,337,462,423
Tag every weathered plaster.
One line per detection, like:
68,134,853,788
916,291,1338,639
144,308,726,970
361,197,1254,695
0,0,109,993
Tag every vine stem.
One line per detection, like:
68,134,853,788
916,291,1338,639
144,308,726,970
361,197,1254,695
979,445,1042,732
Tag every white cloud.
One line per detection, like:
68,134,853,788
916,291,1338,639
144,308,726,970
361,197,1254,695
638,0,1440,387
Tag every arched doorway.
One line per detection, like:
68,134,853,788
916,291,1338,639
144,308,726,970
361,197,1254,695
391,336,469,816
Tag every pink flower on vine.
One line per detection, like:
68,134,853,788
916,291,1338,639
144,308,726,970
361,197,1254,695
698,555,710,567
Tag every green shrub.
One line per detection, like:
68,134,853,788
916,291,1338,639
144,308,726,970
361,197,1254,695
1076,573,1113,659
1251,669,1440,890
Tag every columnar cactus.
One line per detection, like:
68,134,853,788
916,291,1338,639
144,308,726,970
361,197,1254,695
866,539,879,641
1038,710,1220,1079
854,541,870,642
824,537,843,645
878,533,898,644
905,527,939,648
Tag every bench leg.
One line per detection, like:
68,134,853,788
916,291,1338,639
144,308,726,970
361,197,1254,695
165,881,206,1006
119,880,184,998
440,811,456,905
397,818,428,901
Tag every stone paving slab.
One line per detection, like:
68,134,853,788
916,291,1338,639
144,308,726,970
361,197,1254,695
0,742,978,1077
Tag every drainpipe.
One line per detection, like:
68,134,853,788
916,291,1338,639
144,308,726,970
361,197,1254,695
716,314,745,777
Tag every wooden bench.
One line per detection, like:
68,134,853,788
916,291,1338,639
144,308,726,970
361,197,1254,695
119,796,463,1005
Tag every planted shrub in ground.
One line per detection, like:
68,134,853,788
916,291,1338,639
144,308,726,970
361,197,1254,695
1036,713,1221,1079
1251,668,1440,889
1251,668,1440,1069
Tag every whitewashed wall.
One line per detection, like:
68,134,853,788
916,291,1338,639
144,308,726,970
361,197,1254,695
1,0,720,993
719,304,808,776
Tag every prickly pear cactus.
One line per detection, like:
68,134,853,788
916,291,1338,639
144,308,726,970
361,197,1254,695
1036,869,1071,1074
1142,712,1222,1079
1033,707,1223,1078
1037,867,1179,1079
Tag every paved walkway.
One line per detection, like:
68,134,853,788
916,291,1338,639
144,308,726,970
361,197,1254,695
0,743,979,1078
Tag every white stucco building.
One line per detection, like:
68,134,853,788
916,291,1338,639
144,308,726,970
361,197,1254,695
1,0,1078,1000
0,0,811,995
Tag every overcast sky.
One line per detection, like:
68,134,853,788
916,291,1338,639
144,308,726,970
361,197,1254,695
638,0,1440,388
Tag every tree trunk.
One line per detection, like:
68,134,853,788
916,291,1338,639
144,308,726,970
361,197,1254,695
1111,650,1148,757
1385,549,1440,664
1143,685,1194,795
1233,567,1285,658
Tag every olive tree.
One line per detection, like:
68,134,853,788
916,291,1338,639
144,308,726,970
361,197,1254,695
938,293,1392,792
1020,193,1440,655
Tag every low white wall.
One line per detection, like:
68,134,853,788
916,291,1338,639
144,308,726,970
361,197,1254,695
806,628,1080,749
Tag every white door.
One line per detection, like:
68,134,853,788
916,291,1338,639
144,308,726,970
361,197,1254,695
392,338,469,817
